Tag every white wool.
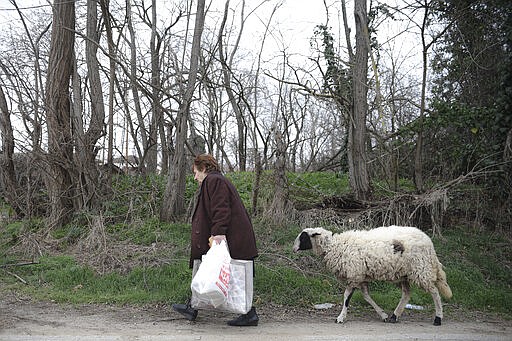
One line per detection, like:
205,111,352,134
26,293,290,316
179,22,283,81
294,225,452,324
322,226,439,291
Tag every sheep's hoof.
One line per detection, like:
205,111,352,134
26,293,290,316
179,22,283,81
335,317,345,324
433,316,442,326
386,314,398,323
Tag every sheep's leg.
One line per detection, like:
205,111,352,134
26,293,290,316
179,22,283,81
336,286,356,323
429,287,443,326
360,282,389,322
388,280,411,323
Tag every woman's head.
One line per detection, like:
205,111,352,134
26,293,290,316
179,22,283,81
192,154,220,173
192,154,219,184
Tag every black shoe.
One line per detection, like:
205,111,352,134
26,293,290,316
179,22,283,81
227,307,259,326
172,301,198,321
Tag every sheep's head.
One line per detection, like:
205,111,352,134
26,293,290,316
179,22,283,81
292,227,333,256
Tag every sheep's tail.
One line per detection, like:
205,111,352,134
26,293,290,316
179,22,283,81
435,262,453,299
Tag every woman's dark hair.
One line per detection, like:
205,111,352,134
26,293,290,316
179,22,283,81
193,154,220,173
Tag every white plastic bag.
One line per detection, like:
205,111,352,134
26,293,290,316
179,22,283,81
221,259,253,314
191,258,253,314
190,240,231,308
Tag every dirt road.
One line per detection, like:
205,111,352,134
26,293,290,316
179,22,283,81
1,294,511,341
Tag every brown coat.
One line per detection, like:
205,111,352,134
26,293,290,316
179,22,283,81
189,171,258,268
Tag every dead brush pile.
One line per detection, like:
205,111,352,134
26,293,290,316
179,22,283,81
12,215,178,275
298,189,450,235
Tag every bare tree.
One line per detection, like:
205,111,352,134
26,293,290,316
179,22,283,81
412,0,451,193
131,0,177,174
98,0,118,178
348,0,371,200
267,64,294,222
218,0,247,170
45,0,76,228
267,125,291,221
0,1,50,218
71,0,106,210
146,0,163,173
8,0,47,155
0,83,21,217
247,1,280,214
125,0,147,171
160,0,206,221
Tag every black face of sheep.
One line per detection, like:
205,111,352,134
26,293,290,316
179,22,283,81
292,226,452,326
294,231,314,251
293,228,332,256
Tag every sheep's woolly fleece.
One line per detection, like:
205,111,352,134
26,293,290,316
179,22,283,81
319,226,450,296
293,225,452,325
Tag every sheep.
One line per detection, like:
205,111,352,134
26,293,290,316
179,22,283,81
292,225,452,326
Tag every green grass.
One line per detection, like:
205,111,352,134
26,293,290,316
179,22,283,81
106,218,190,246
433,228,512,315
1,255,192,304
1,227,510,318
0,172,510,320
288,172,350,209
254,264,340,306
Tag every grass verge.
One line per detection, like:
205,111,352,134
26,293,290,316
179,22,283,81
0,172,510,321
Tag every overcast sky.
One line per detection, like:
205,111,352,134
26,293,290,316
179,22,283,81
0,0,420,65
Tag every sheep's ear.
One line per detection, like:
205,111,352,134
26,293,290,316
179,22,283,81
311,232,321,237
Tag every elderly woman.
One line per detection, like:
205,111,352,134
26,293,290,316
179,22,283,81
172,154,259,327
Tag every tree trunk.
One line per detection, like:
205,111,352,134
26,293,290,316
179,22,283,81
45,0,76,229
99,0,117,180
147,0,160,173
267,127,291,223
72,0,105,210
160,0,205,221
414,1,430,194
0,60,42,219
218,0,247,171
126,0,146,170
247,1,278,213
0,83,22,217
349,0,371,200
251,149,262,215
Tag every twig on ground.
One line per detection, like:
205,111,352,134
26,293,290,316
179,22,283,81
0,261,39,268
2,269,28,284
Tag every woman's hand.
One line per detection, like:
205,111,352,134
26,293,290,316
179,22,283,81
209,234,227,247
